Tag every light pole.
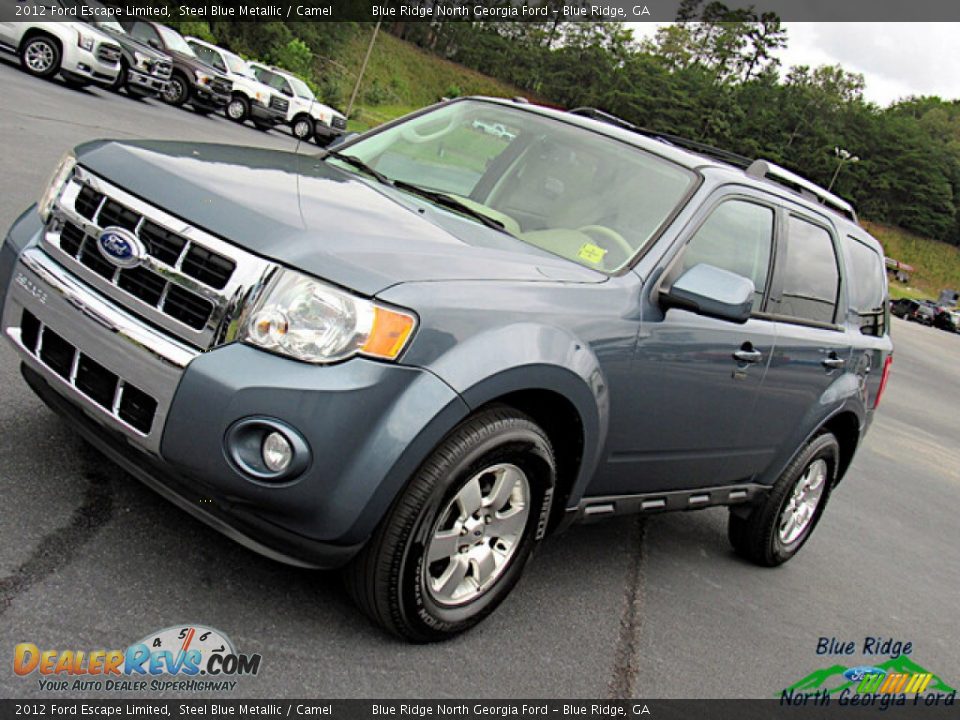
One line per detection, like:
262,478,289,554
828,146,859,191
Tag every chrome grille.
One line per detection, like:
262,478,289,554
154,61,172,79
45,167,275,349
332,116,347,130
270,95,289,113
97,44,121,65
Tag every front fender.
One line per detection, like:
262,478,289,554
403,322,610,509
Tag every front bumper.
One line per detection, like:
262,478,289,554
1,210,469,567
314,122,346,140
250,101,286,125
127,68,169,94
61,46,119,85
193,85,229,108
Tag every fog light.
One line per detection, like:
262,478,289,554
262,431,293,473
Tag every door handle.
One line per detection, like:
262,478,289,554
733,346,763,364
822,354,846,370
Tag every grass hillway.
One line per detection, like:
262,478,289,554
783,655,957,696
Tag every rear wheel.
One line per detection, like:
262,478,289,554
20,36,60,79
226,96,250,122
344,407,555,642
162,73,189,106
729,432,838,566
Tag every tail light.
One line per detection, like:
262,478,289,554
874,355,893,408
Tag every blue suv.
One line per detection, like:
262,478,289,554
0,98,893,641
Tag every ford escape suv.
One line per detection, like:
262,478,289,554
0,98,893,641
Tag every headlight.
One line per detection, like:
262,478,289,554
239,270,417,364
133,51,150,71
77,32,94,52
194,70,212,85
254,90,266,104
38,152,76,223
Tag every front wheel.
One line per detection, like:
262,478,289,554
344,407,555,642
162,74,188,106
225,96,249,122
291,115,314,140
729,432,838,566
20,36,61,78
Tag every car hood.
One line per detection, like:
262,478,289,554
98,27,168,60
73,140,605,295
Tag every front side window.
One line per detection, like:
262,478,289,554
845,235,887,336
127,22,159,46
155,25,194,57
334,100,697,272
673,199,774,311
769,216,840,324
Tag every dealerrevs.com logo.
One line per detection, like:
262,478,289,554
13,625,261,692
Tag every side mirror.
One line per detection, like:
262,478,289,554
148,39,161,50
661,263,755,324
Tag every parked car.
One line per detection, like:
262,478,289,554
890,298,919,319
185,37,288,130
120,21,230,114
934,309,959,333
57,0,171,98
0,2,121,87
0,98,893,641
248,61,346,143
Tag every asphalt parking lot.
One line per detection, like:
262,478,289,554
0,59,958,700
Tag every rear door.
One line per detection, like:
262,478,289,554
749,209,853,464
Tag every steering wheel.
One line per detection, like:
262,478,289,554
577,225,634,261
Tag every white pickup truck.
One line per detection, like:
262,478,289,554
248,61,347,145
186,37,288,130
0,2,121,87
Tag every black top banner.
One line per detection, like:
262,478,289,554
3,0,960,23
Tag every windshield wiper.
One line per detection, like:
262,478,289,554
391,181,508,234
324,152,508,234
324,150,392,186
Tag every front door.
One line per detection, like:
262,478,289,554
594,194,780,496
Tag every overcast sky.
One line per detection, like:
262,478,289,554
630,23,959,107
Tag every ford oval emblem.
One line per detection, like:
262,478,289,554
97,226,145,269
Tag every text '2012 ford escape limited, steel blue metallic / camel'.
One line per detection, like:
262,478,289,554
0,98,893,641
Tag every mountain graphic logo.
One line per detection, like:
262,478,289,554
782,656,956,697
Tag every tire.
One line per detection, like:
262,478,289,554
226,96,249,123
162,73,189,106
291,115,314,140
729,432,838,567
344,407,556,642
20,35,61,79
108,60,128,93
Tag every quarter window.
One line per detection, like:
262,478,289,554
674,199,775,311
845,235,887,336
769,216,840,324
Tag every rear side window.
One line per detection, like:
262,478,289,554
769,216,840,324
845,235,887,336
674,199,775,311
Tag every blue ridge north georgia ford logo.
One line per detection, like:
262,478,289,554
97,226,145,269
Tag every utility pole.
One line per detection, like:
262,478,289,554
346,21,381,119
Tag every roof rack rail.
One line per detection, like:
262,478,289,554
568,107,753,168
747,160,857,222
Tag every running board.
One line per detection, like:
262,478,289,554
575,484,767,522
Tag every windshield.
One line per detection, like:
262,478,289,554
287,75,314,100
335,100,696,272
224,51,251,76
157,25,195,57
60,0,123,31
